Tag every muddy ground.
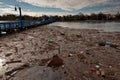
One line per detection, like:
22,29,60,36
0,25,120,80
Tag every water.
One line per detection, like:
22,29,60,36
49,22,120,32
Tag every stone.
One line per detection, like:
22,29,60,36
12,66,62,80
47,55,63,67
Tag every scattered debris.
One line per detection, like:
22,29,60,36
0,26,119,80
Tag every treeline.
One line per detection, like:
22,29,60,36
0,12,120,21
50,12,120,21
0,14,41,21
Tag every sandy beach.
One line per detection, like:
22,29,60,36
0,25,120,80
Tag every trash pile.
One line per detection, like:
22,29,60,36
0,25,119,80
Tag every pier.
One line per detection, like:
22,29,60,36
0,19,54,34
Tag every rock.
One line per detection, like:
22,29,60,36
12,66,62,80
47,55,63,67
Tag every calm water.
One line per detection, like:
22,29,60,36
49,22,120,32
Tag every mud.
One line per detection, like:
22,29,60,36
0,25,120,80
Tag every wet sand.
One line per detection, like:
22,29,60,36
0,25,120,80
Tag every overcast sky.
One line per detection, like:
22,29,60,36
0,0,120,16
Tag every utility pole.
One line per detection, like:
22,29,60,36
15,6,22,30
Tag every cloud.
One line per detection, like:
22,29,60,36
0,2,70,16
17,0,108,11
0,2,16,15
0,7,70,16
23,11,71,16
103,6,120,14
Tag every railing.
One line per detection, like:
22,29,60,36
0,19,54,34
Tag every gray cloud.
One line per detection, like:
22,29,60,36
103,6,120,14
17,0,108,11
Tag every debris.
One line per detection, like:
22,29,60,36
60,33,65,35
62,65,65,68
1,31,7,34
68,53,73,57
77,52,86,60
110,44,118,48
10,71,18,76
47,55,63,67
6,60,22,64
98,42,105,46
39,58,51,66
99,41,119,49
96,71,101,76
95,65,100,69
105,41,112,45
5,63,29,75
101,70,106,78
76,34,82,38
48,39,54,43
5,52,12,57
90,68,96,73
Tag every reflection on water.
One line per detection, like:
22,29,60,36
49,22,120,32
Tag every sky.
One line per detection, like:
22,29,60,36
0,0,120,16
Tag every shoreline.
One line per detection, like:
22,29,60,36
0,25,120,80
